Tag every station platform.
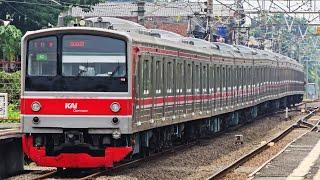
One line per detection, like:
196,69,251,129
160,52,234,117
0,123,23,178
0,123,21,139
252,131,320,180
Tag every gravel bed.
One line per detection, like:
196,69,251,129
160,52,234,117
222,128,309,180
97,110,306,180
8,164,55,180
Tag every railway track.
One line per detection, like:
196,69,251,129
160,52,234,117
206,106,320,180
22,103,315,180
29,142,197,180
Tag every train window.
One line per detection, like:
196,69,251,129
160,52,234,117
62,35,126,77
143,60,151,95
27,36,57,76
155,60,163,94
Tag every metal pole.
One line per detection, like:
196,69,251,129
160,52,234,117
306,59,309,84
206,0,213,41
137,1,145,26
305,58,309,99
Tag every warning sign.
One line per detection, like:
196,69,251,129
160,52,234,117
0,93,8,119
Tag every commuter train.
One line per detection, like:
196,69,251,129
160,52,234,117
21,17,304,168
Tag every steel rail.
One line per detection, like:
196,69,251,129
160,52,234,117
31,170,58,180
78,104,312,179
206,107,319,180
78,141,197,180
26,102,314,180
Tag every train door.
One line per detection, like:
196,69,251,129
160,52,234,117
185,62,193,115
209,65,214,113
201,63,209,113
215,65,222,110
230,65,236,108
245,66,249,103
164,57,174,118
239,66,243,105
134,55,142,123
236,65,241,106
249,65,254,103
153,57,164,120
253,66,257,102
193,62,201,113
140,55,153,122
213,64,220,111
226,65,230,108
234,66,238,106
221,65,226,109
176,59,185,118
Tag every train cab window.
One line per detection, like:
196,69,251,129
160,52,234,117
27,36,57,76
62,35,126,77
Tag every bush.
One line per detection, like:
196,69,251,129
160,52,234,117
0,71,20,121
0,70,20,105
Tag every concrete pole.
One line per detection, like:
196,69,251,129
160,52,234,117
137,1,145,26
206,0,213,41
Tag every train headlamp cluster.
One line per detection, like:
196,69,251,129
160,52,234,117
31,101,41,112
110,102,121,112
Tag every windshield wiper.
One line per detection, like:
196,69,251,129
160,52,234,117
109,65,121,77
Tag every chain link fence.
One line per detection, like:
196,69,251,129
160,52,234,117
0,60,21,122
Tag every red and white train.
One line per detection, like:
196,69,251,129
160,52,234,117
21,17,304,168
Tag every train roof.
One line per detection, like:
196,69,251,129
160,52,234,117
26,17,303,70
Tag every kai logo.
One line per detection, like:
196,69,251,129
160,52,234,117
65,103,78,110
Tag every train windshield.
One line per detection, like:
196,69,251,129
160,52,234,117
26,34,128,92
62,35,126,77
27,36,57,76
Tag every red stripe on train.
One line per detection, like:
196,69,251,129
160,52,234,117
20,98,133,115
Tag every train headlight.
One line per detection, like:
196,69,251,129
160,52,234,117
110,102,121,112
31,101,41,112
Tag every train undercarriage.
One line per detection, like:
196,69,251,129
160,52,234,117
23,95,303,168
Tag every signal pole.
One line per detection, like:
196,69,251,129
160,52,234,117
137,1,145,26
206,0,213,41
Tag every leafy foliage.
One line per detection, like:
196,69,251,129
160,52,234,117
8,103,20,120
0,0,106,32
0,25,22,61
0,71,20,121
249,14,310,61
0,71,20,105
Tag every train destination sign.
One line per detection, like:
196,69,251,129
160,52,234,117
0,93,8,119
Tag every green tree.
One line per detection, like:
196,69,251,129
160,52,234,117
0,0,106,32
0,25,22,61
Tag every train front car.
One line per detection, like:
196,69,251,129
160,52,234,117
21,28,133,168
